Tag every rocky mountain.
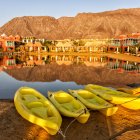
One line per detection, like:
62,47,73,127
0,8,140,40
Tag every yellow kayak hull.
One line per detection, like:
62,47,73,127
68,89,118,116
85,84,140,110
48,91,90,124
14,87,62,135
117,87,140,96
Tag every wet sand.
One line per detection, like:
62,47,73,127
0,100,140,140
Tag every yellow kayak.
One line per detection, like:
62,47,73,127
85,84,140,110
68,89,118,116
117,87,140,96
14,87,62,135
48,91,90,123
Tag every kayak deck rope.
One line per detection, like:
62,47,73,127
58,108,87,140
58,95,140,140
58,129,66,139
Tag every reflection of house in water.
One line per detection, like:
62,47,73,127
83,57,107,67
49,55,140,73
107,57,140,74
50,55,74,65
4,53,139,75
0,66,3,72
49,55,107,66
23,55,46,67
0,55,20,69
20,54,108,66
13,55,140,73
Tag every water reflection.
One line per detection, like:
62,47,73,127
0,71,83,99
0,54,140,99
0,54,140,73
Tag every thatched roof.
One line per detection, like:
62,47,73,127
56,42,64,47
84,42,94,47
26,42,42,47
56,41,73,47
85,40,107,47
9,35,14,38
63,42,73,47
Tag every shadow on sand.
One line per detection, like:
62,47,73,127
0,101,140,140
106,107,140,140
0,100,110,140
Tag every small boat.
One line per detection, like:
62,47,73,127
85,84,140,110
48,91,90,123
14,87,62,135
117,87,140,96
68,89,118,116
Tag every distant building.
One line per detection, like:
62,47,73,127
49,39,108,53
21,42,47,52
108,32,140,53
22,36,45,44
0,34,21,52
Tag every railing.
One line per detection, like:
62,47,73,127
107,62,140,73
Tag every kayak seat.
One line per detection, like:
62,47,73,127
27,101,44,109
21,94,54,119
61,101,83,113
87,98,100,105
20,88,38,95
48,116,58,123
61,102,76,112
31,107,48,119
77,91,94,99
53,91,74,103
22,94,39,102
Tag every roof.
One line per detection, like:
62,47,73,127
26,42,42,47
85,42,94,47
63,42,73,47
1,33,7,37
15,35,21,39
56,42,64,47
0,34,21,41
115,33,140,40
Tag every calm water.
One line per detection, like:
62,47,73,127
0,54,140,99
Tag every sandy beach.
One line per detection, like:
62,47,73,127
0,99,140,140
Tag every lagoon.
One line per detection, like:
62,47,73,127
0,54,140,99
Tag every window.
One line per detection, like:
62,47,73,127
6,41,14,47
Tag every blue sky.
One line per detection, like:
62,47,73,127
0,0,140,26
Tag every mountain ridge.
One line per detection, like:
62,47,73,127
0,8,140,39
